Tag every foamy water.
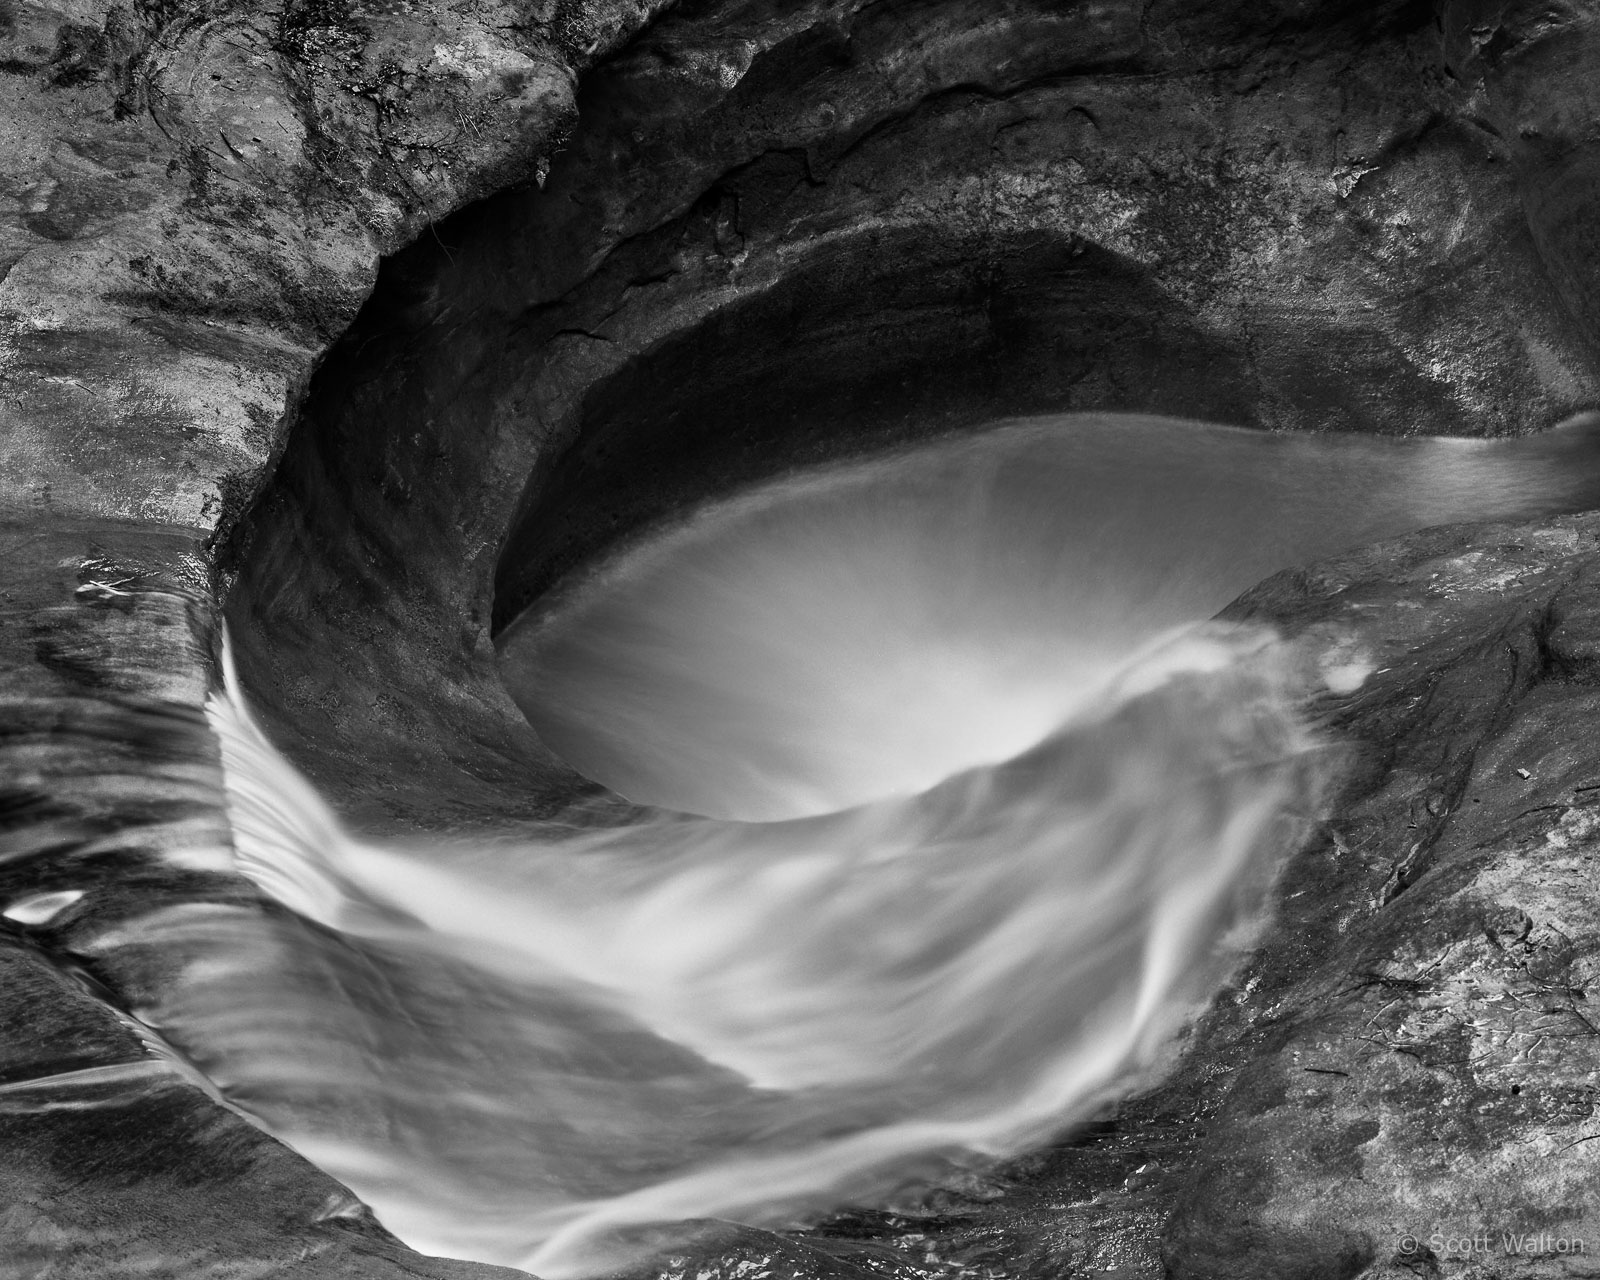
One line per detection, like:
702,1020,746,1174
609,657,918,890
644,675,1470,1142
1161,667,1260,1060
196,623,1320,1275
111,411,1600,1274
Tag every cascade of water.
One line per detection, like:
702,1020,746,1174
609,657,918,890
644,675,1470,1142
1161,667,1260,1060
196,622,1321,1276
116,411,1600,1274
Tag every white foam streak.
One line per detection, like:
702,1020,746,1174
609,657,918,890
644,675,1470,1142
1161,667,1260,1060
198,617,1323,1275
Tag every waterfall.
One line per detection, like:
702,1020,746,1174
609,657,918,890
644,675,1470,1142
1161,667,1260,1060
142,411,1600,1273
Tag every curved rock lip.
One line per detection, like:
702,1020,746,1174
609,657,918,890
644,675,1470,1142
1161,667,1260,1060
5,0,1600,1276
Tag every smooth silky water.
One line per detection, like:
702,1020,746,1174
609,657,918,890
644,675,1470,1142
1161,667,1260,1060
131,412,1600,1274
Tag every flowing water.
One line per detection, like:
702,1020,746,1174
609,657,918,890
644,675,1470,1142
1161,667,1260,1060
500,412,1600,822
135,412,1600,1274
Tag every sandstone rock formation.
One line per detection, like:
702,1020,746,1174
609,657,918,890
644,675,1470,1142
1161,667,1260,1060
5,0,1600,1276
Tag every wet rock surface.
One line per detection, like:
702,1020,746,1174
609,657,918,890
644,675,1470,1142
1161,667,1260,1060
7,0,1600,1277
1164,520,1600,1280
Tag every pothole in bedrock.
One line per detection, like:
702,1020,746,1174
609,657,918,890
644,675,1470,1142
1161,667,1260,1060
121,410,1600,1275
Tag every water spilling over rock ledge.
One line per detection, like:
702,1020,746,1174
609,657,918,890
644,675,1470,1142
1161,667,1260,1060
6,0,1600,1277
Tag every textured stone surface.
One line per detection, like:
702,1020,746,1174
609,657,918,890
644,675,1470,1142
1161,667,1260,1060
0,0,669,529
7,0,1600,1277
1159,519,1600,1280
1443,0,1600,350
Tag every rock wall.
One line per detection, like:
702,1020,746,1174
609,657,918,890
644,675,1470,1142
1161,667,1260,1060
6,0,1600,1275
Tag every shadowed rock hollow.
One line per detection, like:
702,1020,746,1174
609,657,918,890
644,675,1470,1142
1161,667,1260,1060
6,0,1600,1276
